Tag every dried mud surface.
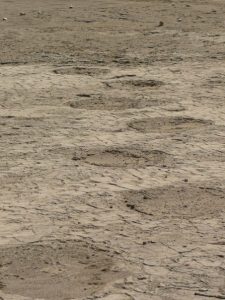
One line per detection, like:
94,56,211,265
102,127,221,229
0,0,225,299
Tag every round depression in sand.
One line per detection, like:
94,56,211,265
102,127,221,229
0,240,120,300
73,148,174,168
122,185,225,218
129,117,213,133
105,78,164,89
53,66,109,76
68,95,164,110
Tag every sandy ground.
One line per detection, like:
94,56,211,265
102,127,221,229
0,0,225,299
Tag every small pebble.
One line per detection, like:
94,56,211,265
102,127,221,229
158,283,166,287
3,17,7,21
198,288,208,292
137,276,147,280
101,268,107,272
126,204,135,210
158,21,164,27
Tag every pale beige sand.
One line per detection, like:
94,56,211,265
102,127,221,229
0,0,225,299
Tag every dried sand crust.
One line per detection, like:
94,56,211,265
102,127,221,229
0,0,225,299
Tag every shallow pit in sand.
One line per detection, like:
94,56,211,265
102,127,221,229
122,185,225,218
0,240,119,300
53,66,109,76
104,78,164,89
122,78,163,87
68,95,164,110
129,117,213,133
73,148,174,168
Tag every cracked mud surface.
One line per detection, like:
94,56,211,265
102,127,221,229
0,0,225,299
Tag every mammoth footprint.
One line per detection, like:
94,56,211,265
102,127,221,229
104,78,164,88
53,66,109,76
129,116,213,133
0,240,122,300
73,148,175,168
122,185,225,218
68,94,164,110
